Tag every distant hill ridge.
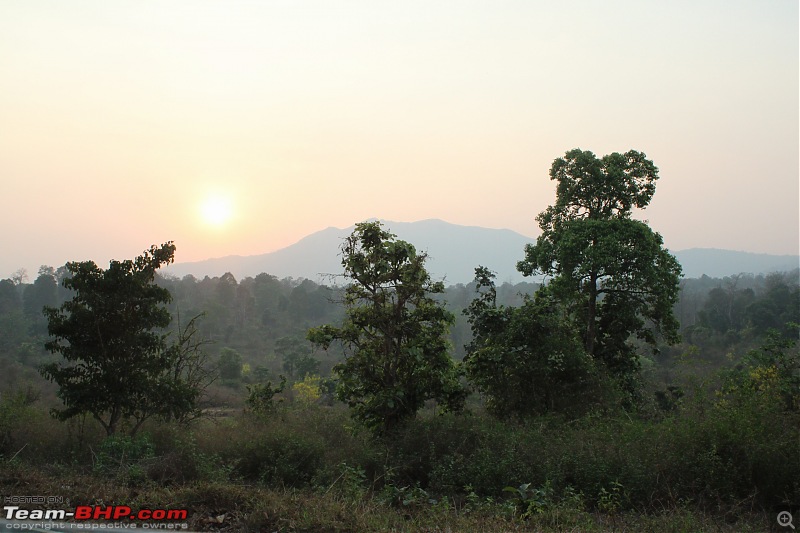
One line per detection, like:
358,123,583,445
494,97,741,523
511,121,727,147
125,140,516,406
165,219,799,284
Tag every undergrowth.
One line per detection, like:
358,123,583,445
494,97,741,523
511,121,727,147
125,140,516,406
0,394,796,531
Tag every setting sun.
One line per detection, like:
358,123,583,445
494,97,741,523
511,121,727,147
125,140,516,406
200,196,233,227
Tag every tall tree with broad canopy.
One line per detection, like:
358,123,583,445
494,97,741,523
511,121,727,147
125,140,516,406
518,149,682,382
308,221,465,434
41,243,212,436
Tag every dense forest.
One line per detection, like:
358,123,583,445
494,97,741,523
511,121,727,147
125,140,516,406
0,263,539,402
1,150,798,532
2,260,798,408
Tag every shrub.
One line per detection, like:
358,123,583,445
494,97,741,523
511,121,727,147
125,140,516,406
292,375,322,406
93,434,155,484
233,428,325,486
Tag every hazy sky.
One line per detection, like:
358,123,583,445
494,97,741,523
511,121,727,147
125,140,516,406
1,0,798,279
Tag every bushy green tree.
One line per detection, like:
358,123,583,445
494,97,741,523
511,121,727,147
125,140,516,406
747,273,800,336
218,347,243,382
276,336,320,380
518,149,681,385
22,266,59,334
696,276,755,335
308,221,465,434
463,267,597,418
23,266,58,316
0,279,21,315
40,243,209,436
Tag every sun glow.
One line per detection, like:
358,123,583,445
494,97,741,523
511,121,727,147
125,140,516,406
200,196,233,227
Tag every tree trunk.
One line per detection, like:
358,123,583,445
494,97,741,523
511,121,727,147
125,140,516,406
586,271,597,356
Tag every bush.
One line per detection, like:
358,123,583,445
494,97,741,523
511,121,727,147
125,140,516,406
233,428,325,486
93,434,155,484
246,377,285,414
0,387,39,458
144,424,231,484
379,403,799,513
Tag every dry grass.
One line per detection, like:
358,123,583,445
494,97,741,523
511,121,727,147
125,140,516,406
0,461,772,532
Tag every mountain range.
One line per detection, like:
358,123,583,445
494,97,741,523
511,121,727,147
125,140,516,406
165,219,799,284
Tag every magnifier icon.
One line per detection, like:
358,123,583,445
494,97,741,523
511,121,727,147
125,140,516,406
779,511,795,529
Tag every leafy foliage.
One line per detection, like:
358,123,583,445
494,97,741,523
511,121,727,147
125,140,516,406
218,347,243,382
518,149,681,386
0,387,39,458
93,434,155,484
463,267,597,418
720,326,800,412
695,273,799,340
502,482,556,518
292,374,322,406
246,377,286,414
161,313,216,423
22,266,58,334
277,336,320,380
308,221,465,434
40,243,211,435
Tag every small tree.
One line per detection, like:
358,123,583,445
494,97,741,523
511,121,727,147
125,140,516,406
162,312,216,423
276,336,320,380
308,221,465,434
218,347,243,382
463,267,597,418
246,377,286,415
292,374,323,406
40,243,209,436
